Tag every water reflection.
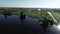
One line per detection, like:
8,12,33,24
19,11,26,23
0,14,38,25
0,14,60,34
57,25,60,29
4,15,7,19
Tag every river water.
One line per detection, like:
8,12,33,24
0,14,60,34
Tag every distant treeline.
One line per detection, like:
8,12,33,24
0,8,60,12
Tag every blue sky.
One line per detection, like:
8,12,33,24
0,0,60,8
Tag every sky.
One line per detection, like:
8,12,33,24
0,0,60,8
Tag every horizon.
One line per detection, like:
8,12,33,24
1,6,60,9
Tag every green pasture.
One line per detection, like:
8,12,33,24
51,12,60,20
0,11,60,21
0,11,60,27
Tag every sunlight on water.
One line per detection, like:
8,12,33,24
57,25,60,29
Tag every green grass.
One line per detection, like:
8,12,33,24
0,11,3,14
0,11,59,20
0,11,54,20
0,11,60,27
11,11,20,15
51,12,60,20
0,11,60,20
13,11,60,27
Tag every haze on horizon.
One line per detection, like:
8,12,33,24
0,0,60,8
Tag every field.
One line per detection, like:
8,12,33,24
0,10,60,20
11,11,60,27
0,8,60,27
52,12,60,20
0,11,53,20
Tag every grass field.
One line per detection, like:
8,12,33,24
0,11,60,21
11,11,53,20
51,12,60,20
0,10,60,27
